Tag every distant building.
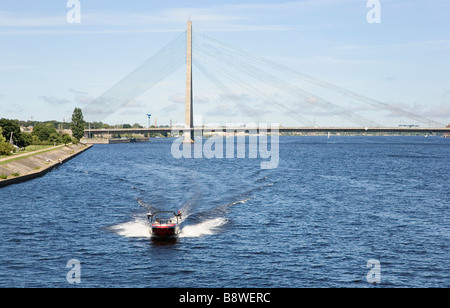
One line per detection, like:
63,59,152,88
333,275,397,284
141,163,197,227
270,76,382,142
61,129,73,137
20,126,33,133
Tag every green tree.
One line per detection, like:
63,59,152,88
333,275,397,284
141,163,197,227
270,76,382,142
0,126,14,155
0,126,6,144
90,121,104,129
71,108,85,141
21,132,33,147
0,142,14,155
0,118,26,147
32,124,58,142
62,133,72,145
48,132,62,144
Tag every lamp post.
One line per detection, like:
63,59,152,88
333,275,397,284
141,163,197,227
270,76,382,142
146,114,152,128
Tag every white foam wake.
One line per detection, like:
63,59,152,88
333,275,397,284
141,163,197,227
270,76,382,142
179,218,227,238
109,217,227,239
109,218,151,238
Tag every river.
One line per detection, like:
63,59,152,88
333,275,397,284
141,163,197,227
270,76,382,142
0,136,448,287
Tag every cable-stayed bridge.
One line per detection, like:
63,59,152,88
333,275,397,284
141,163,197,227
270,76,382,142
83,21,449,139
85,126,449,138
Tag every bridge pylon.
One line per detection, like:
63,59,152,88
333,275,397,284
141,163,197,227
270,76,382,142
184,20,194,143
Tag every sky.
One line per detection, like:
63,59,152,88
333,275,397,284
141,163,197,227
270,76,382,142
0,0,449,127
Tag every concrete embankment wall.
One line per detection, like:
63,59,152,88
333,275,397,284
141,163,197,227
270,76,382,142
81,138,150,144
0,143,92,188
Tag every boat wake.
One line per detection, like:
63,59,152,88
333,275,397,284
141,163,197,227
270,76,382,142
110,188,256,240
108,217,150,238
179,218,227,238
108,216,228,239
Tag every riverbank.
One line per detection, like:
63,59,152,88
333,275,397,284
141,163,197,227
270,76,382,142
0,143,92,188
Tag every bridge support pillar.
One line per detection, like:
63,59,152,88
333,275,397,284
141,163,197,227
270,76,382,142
184,20,194,143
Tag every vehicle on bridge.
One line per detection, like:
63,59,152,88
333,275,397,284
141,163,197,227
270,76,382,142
146,211,183,239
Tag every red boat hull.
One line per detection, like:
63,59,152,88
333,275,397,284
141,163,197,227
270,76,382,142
151,223,179,239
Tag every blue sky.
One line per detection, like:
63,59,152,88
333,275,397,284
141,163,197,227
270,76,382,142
0,0,449,127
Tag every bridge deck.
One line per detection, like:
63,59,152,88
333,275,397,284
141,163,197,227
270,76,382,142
84,127,450,137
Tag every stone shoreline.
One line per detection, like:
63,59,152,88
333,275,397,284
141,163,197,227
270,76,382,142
0,143,92,188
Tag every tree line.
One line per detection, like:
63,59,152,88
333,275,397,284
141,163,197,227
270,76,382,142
0,108,86,156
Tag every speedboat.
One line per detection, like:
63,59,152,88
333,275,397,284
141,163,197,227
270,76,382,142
146,211,182,239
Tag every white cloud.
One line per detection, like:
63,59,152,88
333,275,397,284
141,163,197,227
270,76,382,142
123,101,143,108
308,55,384,66
0,11,65,27
0,1,330,35
421,103,450,119
38,95,72,105
331,40,450,53
205,103,238,117
168,93,185,104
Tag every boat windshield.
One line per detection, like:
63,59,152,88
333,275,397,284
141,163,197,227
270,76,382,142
153,218,175,225
149,211,178,224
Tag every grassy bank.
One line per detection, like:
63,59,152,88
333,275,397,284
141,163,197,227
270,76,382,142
0,145,66,165
0,143,92,187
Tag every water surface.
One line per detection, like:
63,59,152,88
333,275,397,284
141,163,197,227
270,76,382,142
0,136,448,287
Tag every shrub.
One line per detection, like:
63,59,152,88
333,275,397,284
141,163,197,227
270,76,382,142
48,132,62,144
62,133,72,145
0,141,14,155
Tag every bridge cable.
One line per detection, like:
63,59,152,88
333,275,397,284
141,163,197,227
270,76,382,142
84,32,186,122
193,59,267,124
193,45,315,127
198,33,444,127
195,34,379,127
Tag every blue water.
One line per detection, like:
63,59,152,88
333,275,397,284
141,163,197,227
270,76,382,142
0,136,448,287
